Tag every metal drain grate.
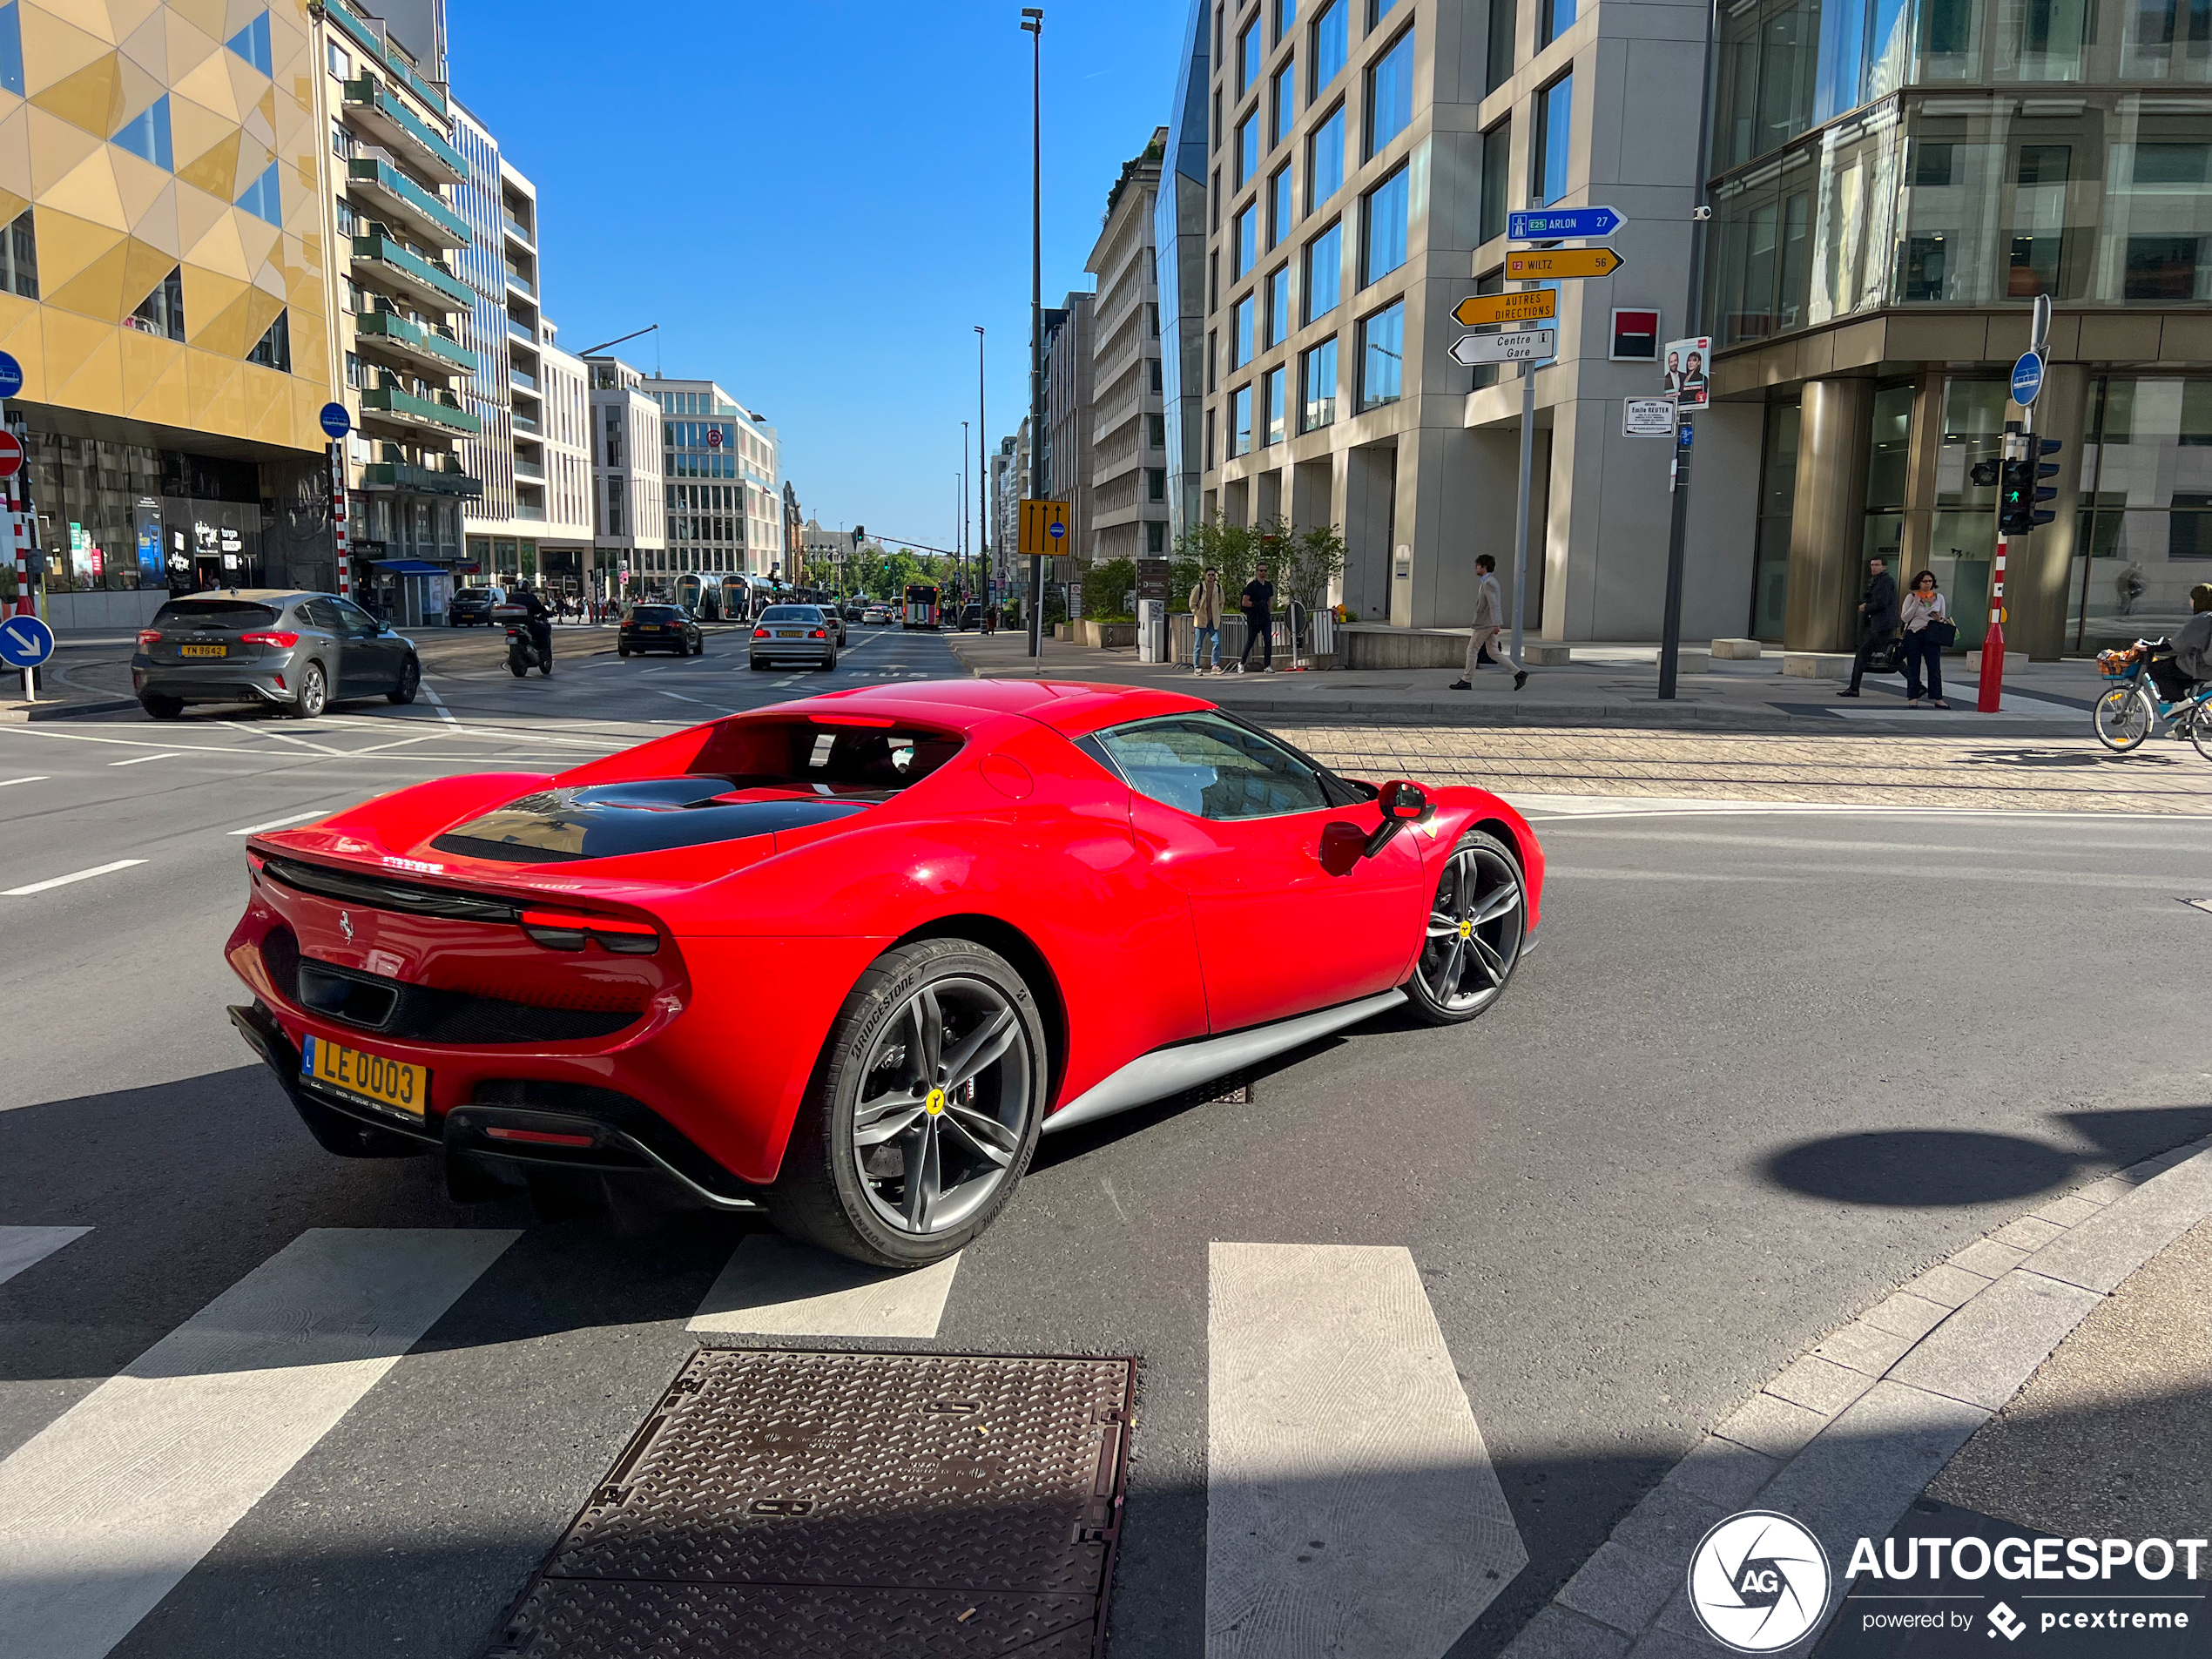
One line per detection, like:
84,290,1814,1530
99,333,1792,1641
482,1347,1137,1658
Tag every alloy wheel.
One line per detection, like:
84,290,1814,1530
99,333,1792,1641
849,975,1033,1236
1416,843,1525,1015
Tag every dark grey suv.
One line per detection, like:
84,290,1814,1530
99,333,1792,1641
132,590,421,720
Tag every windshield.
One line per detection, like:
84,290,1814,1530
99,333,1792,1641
760,605,819,622
631,606,681,620
152,600,281,628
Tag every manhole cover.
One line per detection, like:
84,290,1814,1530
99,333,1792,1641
482,1347,1136,1657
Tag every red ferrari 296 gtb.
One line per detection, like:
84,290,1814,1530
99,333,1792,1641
225,680,1545,1264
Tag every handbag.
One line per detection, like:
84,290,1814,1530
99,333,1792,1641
1928,618,1959,649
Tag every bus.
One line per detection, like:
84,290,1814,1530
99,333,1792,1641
902,583,941,630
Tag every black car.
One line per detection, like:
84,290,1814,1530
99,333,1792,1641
618,603,704,657
958,604,984,631
447,585,502,625
843,604,864,622
132,590,420,719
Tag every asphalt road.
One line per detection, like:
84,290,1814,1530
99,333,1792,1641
4,625,2212,1659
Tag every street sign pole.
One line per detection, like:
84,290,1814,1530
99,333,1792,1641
1657,0,1720,700
1511,361,1535,677
1979,425,2022,714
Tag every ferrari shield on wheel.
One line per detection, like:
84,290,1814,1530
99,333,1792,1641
771,939,1046,1266
2094,685,2154,752
1404,831,1527,1024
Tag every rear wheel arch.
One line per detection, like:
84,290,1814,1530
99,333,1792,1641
893,914,1069,1111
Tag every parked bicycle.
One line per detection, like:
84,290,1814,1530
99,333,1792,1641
2093,638,2212,758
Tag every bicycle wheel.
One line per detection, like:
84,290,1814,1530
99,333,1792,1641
2188,703,2212,763
2094,685,2155,753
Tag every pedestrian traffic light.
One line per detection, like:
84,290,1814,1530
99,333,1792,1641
1999,437,2061,535
1968,458,2003,488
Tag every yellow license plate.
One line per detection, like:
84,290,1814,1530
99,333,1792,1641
776,629,799,637
301,1034,427,1116
180,643,226,658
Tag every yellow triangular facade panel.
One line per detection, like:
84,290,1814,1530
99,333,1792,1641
241,359,288,442
44,237,134,322
159,10,219,87
25,106,105,195
183,202,247,277
30,51,125,140
104,0,171,51
118,234,177,310
0,298,44,401
186,344,246,433
132,341,194,428
172,122,237,199
109,49,166,138
132,179,179,253
116,10,169,80
179,262,246,345
44,145,126,231
119,322,184,413
233,206,277,271
32,206,125,300
195,280,255,356
0,108,30,202
172,45,238,124
19,7,112,101
113,148,170,231
166,0,231,46
51,319,125,410
171,176,228,254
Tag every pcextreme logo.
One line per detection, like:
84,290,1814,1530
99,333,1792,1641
1688,1511,1834,1653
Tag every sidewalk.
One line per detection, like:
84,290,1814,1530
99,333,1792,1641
947,628,2100,735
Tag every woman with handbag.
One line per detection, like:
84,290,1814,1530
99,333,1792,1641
1901,570,1953,708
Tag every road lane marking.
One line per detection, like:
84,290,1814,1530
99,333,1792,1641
690,1235,961,1339
0,1227,89,1289
0,1227,516,1659
4,860,147,896
1206,1242,1527,1659
106,753,178,767
226,809,331,836
0,776,49,787
418,679,458,725
649,688,732,711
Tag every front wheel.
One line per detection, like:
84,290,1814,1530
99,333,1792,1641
2187,702,2212,764
1403,830,1527,1025
388,657,419,705
2094,685,2154,753
770,939,1047,1267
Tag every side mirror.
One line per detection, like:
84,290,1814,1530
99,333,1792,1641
1363,779,1428,859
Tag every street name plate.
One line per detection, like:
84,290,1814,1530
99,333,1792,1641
480,1347,1136,1658
1622,396,1678,436
1453,291,1556,327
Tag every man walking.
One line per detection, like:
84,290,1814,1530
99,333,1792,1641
1450,554,1525,691
1838,556,1898,698
1232,563,1275,673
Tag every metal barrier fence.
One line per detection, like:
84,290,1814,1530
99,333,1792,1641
1168,608,1336,667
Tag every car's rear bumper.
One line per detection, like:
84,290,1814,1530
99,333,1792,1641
750,644,835,663
133,664,293,705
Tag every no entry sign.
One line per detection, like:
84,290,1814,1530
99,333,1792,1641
0,429,24,477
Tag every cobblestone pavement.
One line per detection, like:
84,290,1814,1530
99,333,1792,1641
1277,724,2212,815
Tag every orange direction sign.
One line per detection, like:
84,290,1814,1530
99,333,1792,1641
1505,247,1627,280
1452,291,1556,327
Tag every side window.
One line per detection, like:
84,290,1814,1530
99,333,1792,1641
332,598,379,635
1095,713,1332,820
300,599,344,633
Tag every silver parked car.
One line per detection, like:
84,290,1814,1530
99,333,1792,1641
746,603,838,671
132,590,421,720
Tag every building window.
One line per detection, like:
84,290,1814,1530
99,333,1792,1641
346,349,363,389
1358,300,1406,410
1210,249,1220,311
1270,163,1294,246
1276,0,1299,41
1532,72,1573,206
1487,0,1515,91
1300,337,1339,430
1148,519,1168,554
1230,384,1254,456
0,207,35,299
1361,165,1409,287
1212,87,1222,152
1265,263,1291,346
1308,102,1346,210
1209,327,1219,389
1232,293,1255,365
1240,16,1263,91
1238,107,1260,187
1263,367,1286,445
247,310,290,371
1366,26,1414,157
1234,200,1258,278
1271,57,1297,145
128,266,185,341
1149,413,1167,448
1148,467,1167,501
1542,0,1575,45
1311,0,1347,93
1371,0,1402,21
1305,220,1343,321
1151,358,1164,393
327,41,348,79
1480,122,1511,244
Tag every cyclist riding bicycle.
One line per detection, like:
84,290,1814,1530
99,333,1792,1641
2153,582,2212,700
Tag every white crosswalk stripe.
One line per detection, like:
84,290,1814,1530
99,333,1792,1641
1205,1242,1527,1659
0,1227,88,1289
0,1227,517,1659
690,1234,961,1338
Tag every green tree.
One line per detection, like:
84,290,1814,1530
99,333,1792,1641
1082,556,1136,619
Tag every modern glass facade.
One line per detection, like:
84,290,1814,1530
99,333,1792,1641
1157,0,1213,543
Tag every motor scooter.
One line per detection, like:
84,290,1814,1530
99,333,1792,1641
504,618,552,677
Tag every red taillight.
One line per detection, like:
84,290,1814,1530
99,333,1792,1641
520,908,660,954
239,631,300,648
137,629,160,646
752,627,770,638
809,628,826,638
483,1125,597,1148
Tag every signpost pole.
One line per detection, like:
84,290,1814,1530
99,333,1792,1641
1510,363,1535,675
1022,7,1046,660
1657,5,1719,700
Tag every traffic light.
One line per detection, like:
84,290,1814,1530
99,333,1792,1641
1968,458,2003,489
1999,437,2062,535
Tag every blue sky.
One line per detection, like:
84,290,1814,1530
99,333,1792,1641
450,1,1196,556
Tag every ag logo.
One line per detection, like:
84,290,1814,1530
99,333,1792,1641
1687,1511,1831,1652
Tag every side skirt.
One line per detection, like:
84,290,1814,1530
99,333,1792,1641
1041,988,1408,1137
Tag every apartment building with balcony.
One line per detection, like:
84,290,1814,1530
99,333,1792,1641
586,353,664,597
1159,12,1214,545
1043,292,1095,587
1089,130,1172,566
317,0,481,624
989,432,1019,597
639,377,784,577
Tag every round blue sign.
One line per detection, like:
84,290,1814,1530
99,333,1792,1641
2010,351,2045,408
318,401,353,439
0,612,55,670
0,351,23,401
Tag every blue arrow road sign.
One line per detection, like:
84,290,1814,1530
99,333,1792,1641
1508,206,1623,241
1049,518,1065,541
319,401,352,439
2010,351,2045,408
0,351,22,400
0,612,54,670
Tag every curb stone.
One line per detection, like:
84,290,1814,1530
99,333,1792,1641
1501,1132,2212,1659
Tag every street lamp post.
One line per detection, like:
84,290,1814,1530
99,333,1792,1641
961,422,970,604
975,326,988,610
1022,6,1044,658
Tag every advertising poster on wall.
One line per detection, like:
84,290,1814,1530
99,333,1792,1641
1663,337,1711,408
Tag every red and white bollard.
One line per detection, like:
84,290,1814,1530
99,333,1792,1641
1977,534,2007,713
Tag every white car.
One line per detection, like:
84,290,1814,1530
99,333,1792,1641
862,604,892,624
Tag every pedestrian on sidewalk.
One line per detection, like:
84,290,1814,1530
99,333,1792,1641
1899,570,1951,709
1838,556,1898,698
1190,567,1224,674
1232,563,1275,673
1449,554,1526,692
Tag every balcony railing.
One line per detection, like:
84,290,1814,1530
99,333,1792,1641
346,158,468,248
341,78,464,185
361,383,482,437
354,307,475,374
352,233,473,313
507,318,536,346
327,0,450,118
511,413,540,435
504,263,536,297
510,366,537,392
513,457,544,482
360,460,482,497
503,212,535,246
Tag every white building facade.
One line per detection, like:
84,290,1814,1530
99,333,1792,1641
639,379,785,578
586,355,665,599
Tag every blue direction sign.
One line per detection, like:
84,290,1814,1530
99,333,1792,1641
0,350,22,401
318,401,352,439
1508,206,1623,241
2010,351,2045,408
0,612,54,670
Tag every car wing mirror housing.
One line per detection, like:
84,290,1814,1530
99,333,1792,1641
1361,779,1430,858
